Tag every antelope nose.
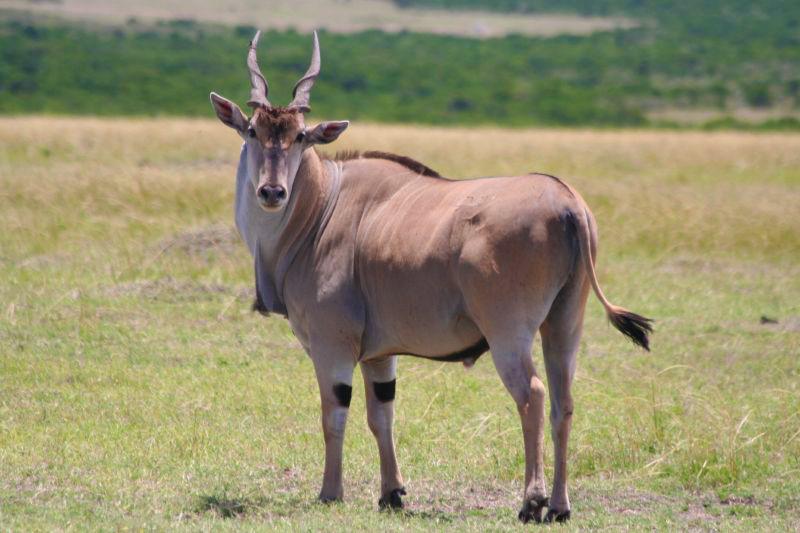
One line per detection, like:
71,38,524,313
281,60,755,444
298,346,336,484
257,185,287,204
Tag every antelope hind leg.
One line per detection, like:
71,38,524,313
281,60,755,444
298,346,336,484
488,335,549,523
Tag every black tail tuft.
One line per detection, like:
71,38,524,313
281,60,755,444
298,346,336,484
608,308,653,351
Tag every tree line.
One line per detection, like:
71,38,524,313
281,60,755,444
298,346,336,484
1,6,798,129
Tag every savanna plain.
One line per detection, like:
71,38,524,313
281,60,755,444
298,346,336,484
1,117,799,531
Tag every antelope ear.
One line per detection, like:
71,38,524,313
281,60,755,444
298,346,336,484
307,120,349,145
210,92,249,134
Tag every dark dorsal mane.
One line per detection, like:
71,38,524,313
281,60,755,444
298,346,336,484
326,150,442,178
531,172,575,198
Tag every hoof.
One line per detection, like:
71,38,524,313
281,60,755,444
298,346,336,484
318,494,342,504
543,508,571,523
378,487,407,510
518,496,549,524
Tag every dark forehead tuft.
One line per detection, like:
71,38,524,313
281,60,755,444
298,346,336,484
253,106,302,134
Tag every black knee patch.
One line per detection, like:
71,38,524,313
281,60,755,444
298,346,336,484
373,379,396,403
332,383,352,408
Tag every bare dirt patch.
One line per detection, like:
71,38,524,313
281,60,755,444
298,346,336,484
1,0,638,38
409,479,516,514
719,495,760,506
759,316,800,333
101,277,240,302
648,107,800,126
602,488,672,515
193,495,268,519
158,224,240,259
16,253,71,270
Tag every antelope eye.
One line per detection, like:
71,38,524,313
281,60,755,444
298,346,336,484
247,127,256,139
295,131,306,143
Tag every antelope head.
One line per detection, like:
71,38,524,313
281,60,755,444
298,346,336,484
210,31,349,212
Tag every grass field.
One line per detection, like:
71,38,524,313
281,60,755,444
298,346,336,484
1,117,799,530
0,0,635,38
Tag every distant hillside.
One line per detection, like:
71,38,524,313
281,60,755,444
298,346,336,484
395,0,800,125
1,3,798,129
0,0,635,38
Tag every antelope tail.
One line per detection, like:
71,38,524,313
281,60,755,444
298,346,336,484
574,207,653,350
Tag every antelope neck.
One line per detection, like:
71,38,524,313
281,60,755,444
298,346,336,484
235,145,339,315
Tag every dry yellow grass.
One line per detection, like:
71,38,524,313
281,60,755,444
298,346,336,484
2,117,798,262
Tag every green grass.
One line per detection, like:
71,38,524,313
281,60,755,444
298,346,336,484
1,117,799,530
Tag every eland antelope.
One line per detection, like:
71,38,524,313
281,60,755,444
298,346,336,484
209,31,652,523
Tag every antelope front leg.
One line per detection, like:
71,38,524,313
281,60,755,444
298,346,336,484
312,352,356,502
360,357,405,509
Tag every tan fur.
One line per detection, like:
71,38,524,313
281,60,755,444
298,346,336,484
211,31,651,522
254,149,650,518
